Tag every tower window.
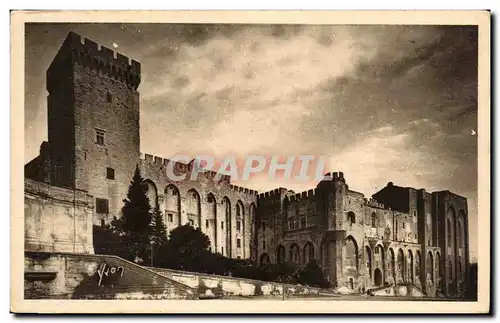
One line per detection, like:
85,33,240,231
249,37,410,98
167,213,173,222
95,129,105,145
236,220,241,231
96,198,109,214
237,238,241,248
106,167,115,180
106,91,113,103
221,221,224,229
206,219,209,228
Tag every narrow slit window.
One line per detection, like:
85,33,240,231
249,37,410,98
95,129,105,145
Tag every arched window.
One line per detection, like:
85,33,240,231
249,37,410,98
447,218,452,242
457,222,462,247
303,242,315,264
165,184,181,226
187,189,201,227
289,244,300,263
371,213,377,228
365,246,372,278
277,245,286,263
344,236,359,272
347,212,356,224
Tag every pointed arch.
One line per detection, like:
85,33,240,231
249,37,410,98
142,179,158,211
289,243,300,264
249,203,257,260
397,248,405,283
388,248,396,283
365,245,373,279
236,200,245,257
426,251,434,282
186,188,201,228
206,193,217,250
415,250,422,282
260,253,270,266
446,206,456,281
164,184,181,226
344,235,359,273
222,196,232,257
303,242,315,264
371,212,377,228
408,249,414,284
347,211,356,225
277,244,286,263
435,251,443,290
375,244,385,283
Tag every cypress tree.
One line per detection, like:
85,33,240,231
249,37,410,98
120,165,152,244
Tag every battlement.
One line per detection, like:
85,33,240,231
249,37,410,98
48,31,141,90
140,153,232,183
230,185,258,196
321,171,345,181
280,188,317,203
365,198,386,209
257,187,288,200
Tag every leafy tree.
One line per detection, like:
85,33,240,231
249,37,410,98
157,224,211,271
298,259,331,288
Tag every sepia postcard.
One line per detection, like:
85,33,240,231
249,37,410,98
10,10,490,314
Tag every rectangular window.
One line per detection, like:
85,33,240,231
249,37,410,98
96,198,109,214
189,219,194,226
236,220,241,231
262,221,266,231
206,219,209,228
221,247,224,255
403,222,406,229
221,221,224,229
263,241,266,249
237,238,241,248
106,167,115,180
167,213,173,222
95,129,105,145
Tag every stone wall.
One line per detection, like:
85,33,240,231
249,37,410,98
24,252,195,299
148,267,328,298
24,178,94,254
139,156,258,260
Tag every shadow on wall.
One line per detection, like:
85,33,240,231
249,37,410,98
24,252,196,300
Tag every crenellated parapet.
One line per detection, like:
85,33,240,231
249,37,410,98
47,31,141,91
257,187,288,200
230,184,258,196
365,198,386,209
140,153,233,184
321,171,345,182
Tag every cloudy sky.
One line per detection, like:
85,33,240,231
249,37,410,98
25,23,478,258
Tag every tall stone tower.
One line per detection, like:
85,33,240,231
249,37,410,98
46,31,141,225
